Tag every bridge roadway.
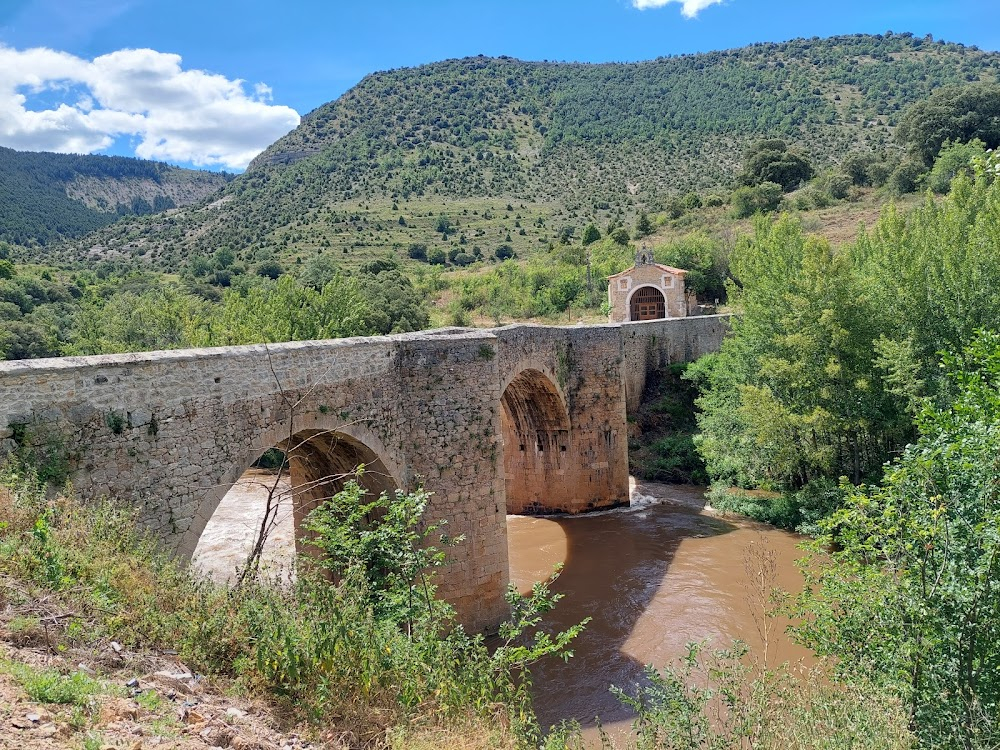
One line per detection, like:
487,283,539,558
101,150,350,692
0,315,728,632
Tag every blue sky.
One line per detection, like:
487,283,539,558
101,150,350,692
0,0,996,170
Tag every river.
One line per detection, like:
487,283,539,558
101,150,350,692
194,475,810,740
508,479,811,739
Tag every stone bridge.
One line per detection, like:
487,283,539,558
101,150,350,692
0,315,728,632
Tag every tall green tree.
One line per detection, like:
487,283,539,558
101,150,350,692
738,139,813,191
854,165,1000,406
209,275,374,345
691,215,905,489
896,82,1000,166
797,331,1000,748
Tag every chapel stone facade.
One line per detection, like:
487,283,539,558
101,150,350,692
607,248,688,323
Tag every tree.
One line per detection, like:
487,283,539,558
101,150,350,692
208,275,374,346
896,82,1000,166
581,223,601,246
692,215,905,490
925,138,986,194
654,234,726,300
855,165,1000,395
255,259,284,279
635,212,653,238
435,215,453,236
738,139,813,192
885,159,925,196
682,191,703,210
798,331,1000,747
610,227,631,246
299,254,340,289
731,182,783,218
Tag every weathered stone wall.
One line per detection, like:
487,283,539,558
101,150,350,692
0,330,507,631
621,314,731,413
0,316,729,633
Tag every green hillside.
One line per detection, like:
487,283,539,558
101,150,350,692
0,147,232,246
52,32,1000,273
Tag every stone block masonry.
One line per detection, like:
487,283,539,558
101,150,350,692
0,315,728,633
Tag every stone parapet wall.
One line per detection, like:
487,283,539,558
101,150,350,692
621,315,731,413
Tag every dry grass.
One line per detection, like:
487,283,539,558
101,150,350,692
388,719,519,750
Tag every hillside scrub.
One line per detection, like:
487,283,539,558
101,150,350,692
43,34,1000,276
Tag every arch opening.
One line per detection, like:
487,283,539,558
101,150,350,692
192,428,398,582
500,369,572,515
630,286,666,321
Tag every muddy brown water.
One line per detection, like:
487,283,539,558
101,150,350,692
194,475,811,741
509,480,812,739
193,469,296,582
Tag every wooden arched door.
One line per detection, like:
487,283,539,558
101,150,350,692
630,286,666,321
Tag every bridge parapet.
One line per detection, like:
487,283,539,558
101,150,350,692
621,314,730,413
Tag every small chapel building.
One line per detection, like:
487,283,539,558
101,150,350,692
607,247,689,323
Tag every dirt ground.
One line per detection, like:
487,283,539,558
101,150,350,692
0,638,346,749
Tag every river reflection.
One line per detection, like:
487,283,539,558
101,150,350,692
508,480,811,737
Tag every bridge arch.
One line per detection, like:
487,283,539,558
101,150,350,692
500,367,572,514
181,418,403,561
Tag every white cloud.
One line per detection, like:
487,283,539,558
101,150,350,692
631,0,725,18
0,45,300,170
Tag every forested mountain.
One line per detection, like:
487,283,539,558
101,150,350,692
0,147,232,246
56,32,1000,271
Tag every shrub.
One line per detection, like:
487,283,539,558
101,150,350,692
885,159,925,196
731,182,782,218
0,466,586,743
2,661,108,706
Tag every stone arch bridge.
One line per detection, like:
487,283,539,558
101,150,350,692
0,316,727,632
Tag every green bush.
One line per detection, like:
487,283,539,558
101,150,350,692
885,159,925,196
925,138,986,193
731,181,783,218
2,661,108,706
0,466,585,743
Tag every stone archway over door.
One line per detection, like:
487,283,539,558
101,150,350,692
630,286,666,321
501,369,572,514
